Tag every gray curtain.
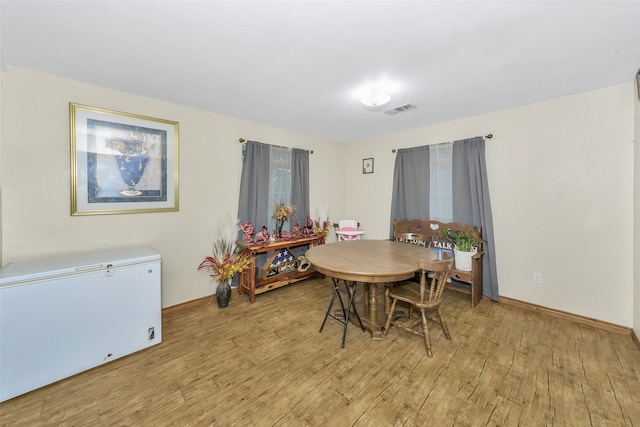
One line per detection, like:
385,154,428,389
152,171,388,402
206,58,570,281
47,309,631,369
237,140,310,286
238,140,270,229
389,145,430,237
452,137,499,301
291,148,310,226
238,140,310,230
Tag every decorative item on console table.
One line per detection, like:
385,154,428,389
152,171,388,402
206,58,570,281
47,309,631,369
314,218,331,236
198,218,251,308
240,220,255,244
302,215,316,236
275,217,285,236
272,201,295,239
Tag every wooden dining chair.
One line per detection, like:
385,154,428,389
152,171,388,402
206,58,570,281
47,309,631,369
382,255,453,357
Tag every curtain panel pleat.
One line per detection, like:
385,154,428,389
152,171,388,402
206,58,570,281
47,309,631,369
452,137,499,301
389,145,430,237
290,148,310,226
237,140,271,229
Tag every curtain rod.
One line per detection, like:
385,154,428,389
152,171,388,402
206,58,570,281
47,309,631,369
391,134,493,153
239,138,314,154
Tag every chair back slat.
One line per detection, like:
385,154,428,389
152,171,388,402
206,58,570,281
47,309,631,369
418,257,453,306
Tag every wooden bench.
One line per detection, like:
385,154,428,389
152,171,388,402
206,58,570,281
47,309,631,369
393,219,484,307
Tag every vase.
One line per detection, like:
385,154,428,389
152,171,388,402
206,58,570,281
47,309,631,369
109,135,149,197
216,280,232,308
275,217,285,237
453,247,477,272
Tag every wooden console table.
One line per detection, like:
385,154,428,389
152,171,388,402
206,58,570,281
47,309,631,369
238,234,325,303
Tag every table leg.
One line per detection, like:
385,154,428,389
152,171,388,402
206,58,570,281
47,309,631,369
367,282,383,340
384,283,391,314
362,282,370,310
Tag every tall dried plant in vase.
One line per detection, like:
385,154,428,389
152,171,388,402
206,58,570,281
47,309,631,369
198,216,251,308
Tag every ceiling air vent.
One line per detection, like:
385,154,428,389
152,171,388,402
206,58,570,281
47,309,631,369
383,103,417,115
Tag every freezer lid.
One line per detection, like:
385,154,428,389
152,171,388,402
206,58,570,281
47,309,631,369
0,246,161,285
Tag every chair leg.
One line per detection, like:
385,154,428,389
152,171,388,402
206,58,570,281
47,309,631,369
382,299,398,337
320,278,364,348
319,278,340,333
420,309,433,358
347,281,366,333
437,307,451,340
341,281,365,348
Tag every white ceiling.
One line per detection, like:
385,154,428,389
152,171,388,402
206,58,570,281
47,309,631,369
2,1,640,143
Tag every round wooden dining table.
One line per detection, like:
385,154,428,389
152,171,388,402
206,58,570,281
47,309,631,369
305,239,439,340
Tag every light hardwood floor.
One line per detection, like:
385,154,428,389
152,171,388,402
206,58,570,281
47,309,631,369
2,276,639,426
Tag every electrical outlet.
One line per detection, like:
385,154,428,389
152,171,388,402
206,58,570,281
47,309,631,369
148,327,155,340
533,273,542,284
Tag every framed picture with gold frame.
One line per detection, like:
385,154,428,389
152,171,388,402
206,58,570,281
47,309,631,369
70,103,179,215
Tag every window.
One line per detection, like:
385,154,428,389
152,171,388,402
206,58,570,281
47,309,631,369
267,146,292,231
429,142,453,222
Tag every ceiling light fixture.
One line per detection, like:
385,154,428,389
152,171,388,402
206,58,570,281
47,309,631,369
360,88,391,107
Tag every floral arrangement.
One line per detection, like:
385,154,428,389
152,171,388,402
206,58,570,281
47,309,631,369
272,202,295,221
314,219,331,235
198,217,251,283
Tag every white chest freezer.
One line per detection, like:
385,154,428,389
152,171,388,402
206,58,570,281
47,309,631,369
0,246,162,402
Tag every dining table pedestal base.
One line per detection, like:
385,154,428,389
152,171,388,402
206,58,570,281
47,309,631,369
360,282,386,340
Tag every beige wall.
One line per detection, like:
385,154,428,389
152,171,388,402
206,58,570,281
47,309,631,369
0,69,4,265
0,67,346,307
345,83,635,327
1,66,637,329
634,75,640,337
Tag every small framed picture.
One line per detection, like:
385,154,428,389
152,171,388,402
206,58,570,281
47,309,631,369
363,158,374,174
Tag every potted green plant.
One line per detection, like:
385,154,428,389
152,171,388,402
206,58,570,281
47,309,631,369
441,227,486,271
